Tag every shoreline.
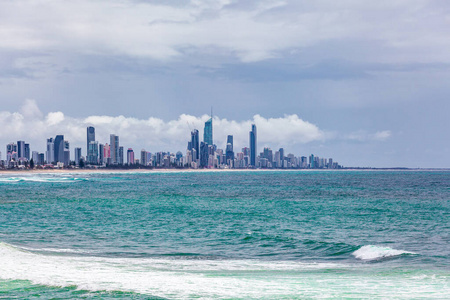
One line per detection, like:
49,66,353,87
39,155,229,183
0,168,448,175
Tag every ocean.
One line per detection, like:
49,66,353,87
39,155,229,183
0,170,448,299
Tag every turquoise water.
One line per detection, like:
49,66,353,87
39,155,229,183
0,170,448,299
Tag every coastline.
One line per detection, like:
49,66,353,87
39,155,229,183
0,168,448,176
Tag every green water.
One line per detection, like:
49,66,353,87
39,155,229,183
0,171,448,298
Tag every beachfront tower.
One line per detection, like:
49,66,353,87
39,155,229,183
204,118,213,146
191,129,199,160
87,127,95,154
249,124,257,167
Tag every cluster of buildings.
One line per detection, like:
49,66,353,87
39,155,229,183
0,118,342,170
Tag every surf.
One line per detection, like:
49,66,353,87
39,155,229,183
352,245,416,261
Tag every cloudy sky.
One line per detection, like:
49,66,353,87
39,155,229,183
0,0,449,167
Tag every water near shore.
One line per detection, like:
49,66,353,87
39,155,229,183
0,171,448,298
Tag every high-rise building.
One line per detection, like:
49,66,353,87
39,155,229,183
141,149,147,166
38,153,45,166
88,141,99,164
127,148,134,165
74,147,82,165
104,143,111,164
87,127,95,154
24,143,30,161
118,146,124,165
249,124,257,167
46,138,54,163
226,135,234,163
17,141,25,159
110,134,119,164
64,140,70,166
200,142,209,168
279,148,284,168
203,118,213,146
191,129,199,160
54,135,65,163
309,154,315,169
99,143,104,164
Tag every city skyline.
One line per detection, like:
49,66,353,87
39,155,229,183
2,120,342,170
0,98,446,168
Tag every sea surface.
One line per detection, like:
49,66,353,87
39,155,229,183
0,170,448,299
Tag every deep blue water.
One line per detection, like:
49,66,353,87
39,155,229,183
0,170,449,298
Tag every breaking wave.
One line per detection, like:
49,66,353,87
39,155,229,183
352,245,416,261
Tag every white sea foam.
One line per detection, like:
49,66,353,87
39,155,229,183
0,176,87,183
0,242,445,299
352,245,416,261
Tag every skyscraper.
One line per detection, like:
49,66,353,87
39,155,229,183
200,142,209,168
53,135,64,163
46,138,54,163
118,146,124,165
203,118,213,146
74,147,82,165
110,134,119,164
86,127,95,154
226,135,234,163
191,129,199,160
127,148,134,165
24,143,30,161
17,141,25,159
249,124,257,167
88,141,99,164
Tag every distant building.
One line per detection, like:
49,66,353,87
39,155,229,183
17,141,25,159
110,134,119,164
88,141,99,164
203,118,213,146
74,147,82,165
46,138,54,164
53,135,65,164
86,126,95,154
191,129,199,160
118,146,124,165
127,148,134,165
226,135,234,164
99,143,104,164
249,124,257,167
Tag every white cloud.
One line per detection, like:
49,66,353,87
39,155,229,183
373,130,392,141
346,130,392,142
0,100,325,155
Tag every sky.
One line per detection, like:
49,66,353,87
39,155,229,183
0,0,449,168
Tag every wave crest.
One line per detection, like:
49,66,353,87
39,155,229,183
352,245,416,261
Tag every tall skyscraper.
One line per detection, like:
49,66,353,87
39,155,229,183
88,141,99,164
24,143,30,161
200,142,209,168
203,118,213,146
99,143,104,164
53,135,64,163
279,148,284,168
17,141,25,159
74,147,82,165
110,134,119,164
86,127,95,154
249,124,257,167
226,135,234,162
191,129,199,160
46,138,54,163
118,146,124,165
64,140,70,165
